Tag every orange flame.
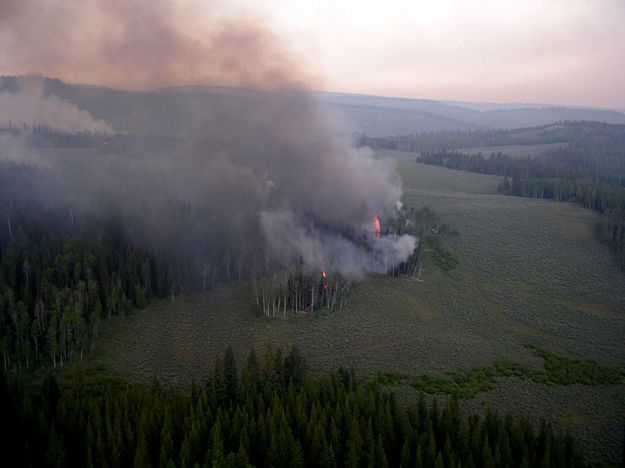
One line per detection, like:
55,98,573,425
321,271,327,289
374,215,381,239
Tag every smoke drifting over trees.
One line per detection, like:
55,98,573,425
0,0,416,284
0,77,111,132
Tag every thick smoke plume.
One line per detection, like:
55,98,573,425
0,0,312,90
0,0,416,281
0,77,111,132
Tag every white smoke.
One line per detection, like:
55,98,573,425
260,209,417,280
0,81,417,280
0,77,111,132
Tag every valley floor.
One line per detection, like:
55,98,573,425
89,154,625,464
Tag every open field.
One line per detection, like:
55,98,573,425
89,149,625,464
457,142,567,158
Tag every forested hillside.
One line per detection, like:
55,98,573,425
0,194,184,370
4,76,625,137
363,122,625,271
1,346,585,467
0,124,433,371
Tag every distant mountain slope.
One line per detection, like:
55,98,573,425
317,92,625,136
3,76,625,136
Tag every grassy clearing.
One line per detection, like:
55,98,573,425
386,150,625,364
87,149,625,464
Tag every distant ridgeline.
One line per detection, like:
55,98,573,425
362,121,625,271
0,122,180,150
0,346,585,467
0,127,428,372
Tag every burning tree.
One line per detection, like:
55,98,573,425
252,266,351,317
386,205,459,279
251,213,419,317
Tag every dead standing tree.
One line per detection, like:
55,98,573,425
252,258,351,317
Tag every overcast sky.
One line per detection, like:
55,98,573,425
236,0,625,108
2,0,624,108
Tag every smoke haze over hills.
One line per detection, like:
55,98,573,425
0,0,415,280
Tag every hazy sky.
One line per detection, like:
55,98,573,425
2,0,624,107
235,0,625,108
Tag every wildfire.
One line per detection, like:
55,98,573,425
321,271,328,289
374,215,381,239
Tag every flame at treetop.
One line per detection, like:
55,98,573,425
321,271,328,289
374,215,381,239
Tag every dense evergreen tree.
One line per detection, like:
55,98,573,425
0,348,586,467
0,201,179,370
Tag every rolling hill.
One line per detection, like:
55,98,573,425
4,76,625,136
